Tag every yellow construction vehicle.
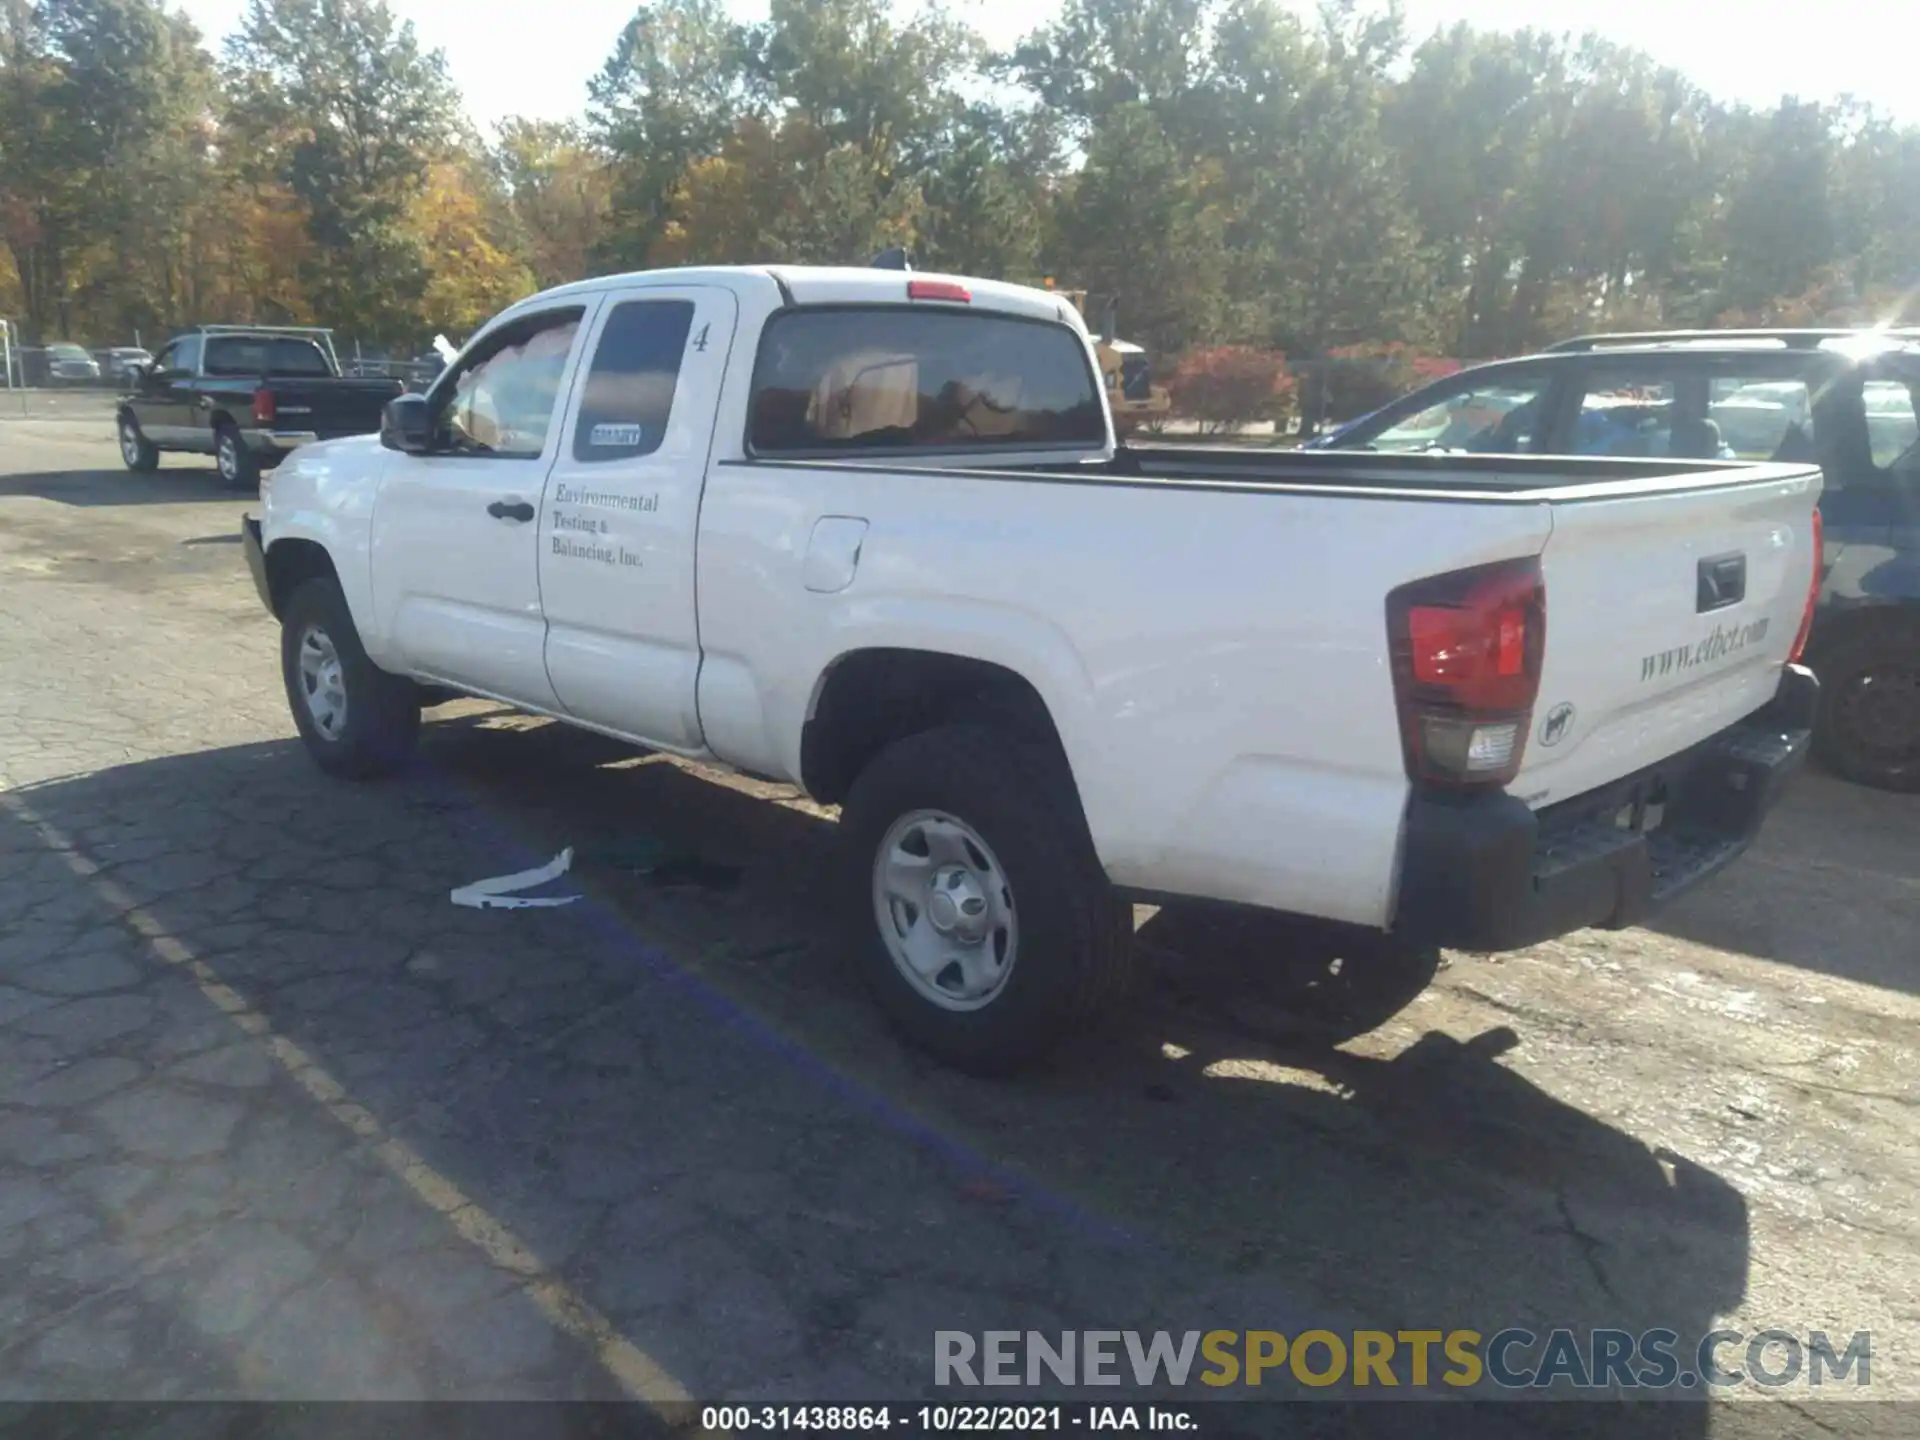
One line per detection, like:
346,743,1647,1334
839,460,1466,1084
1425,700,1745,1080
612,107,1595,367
1043,280,1171,419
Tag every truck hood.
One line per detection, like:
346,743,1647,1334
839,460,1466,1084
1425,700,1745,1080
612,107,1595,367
277,433,387,484
295,432,385,463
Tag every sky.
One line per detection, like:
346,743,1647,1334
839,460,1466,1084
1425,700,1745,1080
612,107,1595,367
173,0,1917,133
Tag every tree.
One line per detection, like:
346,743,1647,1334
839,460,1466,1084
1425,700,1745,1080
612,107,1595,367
587,0,762,268
1006,0,1212,137
491,120,613,289
407,159,535,335
1,0,214,338
1051,102,1227,356
910,104,1048,279
8,0,1920,365
224,0,462,339
1209,0,1433,356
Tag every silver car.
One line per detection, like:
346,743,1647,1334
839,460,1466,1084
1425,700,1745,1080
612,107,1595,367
44,342,102,386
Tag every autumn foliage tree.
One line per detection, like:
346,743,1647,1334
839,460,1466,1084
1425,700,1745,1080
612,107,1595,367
3,0,1919,372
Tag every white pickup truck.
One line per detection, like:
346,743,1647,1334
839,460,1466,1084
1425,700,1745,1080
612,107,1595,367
242,265,1823,1072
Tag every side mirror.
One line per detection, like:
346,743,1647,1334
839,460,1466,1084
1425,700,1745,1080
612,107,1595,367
381,393,435,454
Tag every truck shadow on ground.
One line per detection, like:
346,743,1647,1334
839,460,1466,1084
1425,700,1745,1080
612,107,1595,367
0,464,245,507
1640,769,1920,996
0,715,1750,1425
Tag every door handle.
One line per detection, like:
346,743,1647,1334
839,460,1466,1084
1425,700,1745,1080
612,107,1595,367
487,500,535,523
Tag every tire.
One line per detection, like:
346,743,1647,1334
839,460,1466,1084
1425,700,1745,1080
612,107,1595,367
214,422,260,490
1136,906,1441,1045
1812,619,1920,792
280,577,421,779
118,413,159,472
840,723,1132,1075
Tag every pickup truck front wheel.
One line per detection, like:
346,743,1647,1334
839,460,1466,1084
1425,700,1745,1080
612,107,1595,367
118,414,159,472
841,724,1131,1074
280,578,420,779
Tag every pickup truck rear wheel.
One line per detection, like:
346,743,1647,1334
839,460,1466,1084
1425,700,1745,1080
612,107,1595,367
1813,621,1920,792
280,578,420,779
214,422,259,490
118,414,159,472
841,724,1131,1074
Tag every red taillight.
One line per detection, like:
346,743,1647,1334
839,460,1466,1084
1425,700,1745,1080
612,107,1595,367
907,280,971,304
1388,557,1546,789
1788,506,1822,664
251,386,276,424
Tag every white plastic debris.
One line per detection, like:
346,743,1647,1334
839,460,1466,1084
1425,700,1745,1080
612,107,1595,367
450,847,582,910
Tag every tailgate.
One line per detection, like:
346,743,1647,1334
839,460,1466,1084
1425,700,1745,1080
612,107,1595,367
275,381,398,437
1514,464,1821,807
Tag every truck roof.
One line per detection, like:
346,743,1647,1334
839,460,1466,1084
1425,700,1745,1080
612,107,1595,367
508,266,1082,329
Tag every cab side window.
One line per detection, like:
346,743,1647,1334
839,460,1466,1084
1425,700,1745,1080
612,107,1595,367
572,299,694,463
439,308,584,459
163,336,200,376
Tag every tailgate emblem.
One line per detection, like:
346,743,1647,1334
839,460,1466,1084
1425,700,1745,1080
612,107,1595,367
1539,702,1576,747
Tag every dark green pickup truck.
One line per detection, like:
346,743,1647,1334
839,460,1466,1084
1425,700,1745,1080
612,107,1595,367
115,325,402,487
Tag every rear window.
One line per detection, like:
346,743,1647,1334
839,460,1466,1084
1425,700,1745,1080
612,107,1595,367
748,308,1104,455
204,336,333,378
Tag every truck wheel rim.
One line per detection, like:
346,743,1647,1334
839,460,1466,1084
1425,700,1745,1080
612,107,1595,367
872,810,1018,1012
296,625,349,738
120,422,141,466
218,434,238,480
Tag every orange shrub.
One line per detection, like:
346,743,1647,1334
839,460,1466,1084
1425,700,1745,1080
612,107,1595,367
1165,346,1297,434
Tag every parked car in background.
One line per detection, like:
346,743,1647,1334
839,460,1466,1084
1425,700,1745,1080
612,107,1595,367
100,346,152,386
1308,328,1920,791
116,325,403,487
44,342,102,386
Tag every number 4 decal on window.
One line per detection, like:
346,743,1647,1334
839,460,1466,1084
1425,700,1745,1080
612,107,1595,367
691,323,710,353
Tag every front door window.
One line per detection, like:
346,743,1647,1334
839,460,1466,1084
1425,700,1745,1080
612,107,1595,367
438,310,584,459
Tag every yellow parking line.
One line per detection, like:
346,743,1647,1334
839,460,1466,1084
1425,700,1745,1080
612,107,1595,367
1,790,690,1407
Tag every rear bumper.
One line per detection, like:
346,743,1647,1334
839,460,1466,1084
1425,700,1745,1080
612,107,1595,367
239,428,319,453
1393,665,1818,951
241,517,273,615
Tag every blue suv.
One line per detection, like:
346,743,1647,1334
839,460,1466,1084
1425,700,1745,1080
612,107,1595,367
1308,329,1920,791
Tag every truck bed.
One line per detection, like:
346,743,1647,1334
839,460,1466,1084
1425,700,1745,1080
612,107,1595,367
753,440,1819,501
1051,442,1819,501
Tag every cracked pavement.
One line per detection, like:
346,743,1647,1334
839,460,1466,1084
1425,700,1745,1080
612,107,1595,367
0,424,1915,1429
